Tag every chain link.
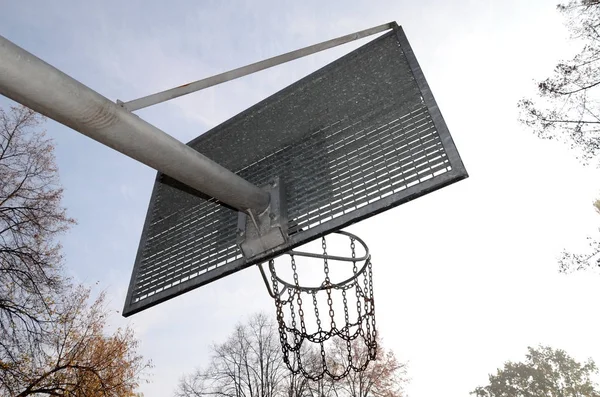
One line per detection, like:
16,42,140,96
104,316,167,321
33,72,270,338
351,238,364,339
368,259,377,359
290,255,306,334
362,261,372,347
270,259,293,369
312,292,322,333
322,237,337,330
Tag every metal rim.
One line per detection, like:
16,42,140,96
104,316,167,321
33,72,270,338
268,231,371,292
288,231,370,262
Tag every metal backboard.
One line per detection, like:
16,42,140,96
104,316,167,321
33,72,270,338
123,26,468,316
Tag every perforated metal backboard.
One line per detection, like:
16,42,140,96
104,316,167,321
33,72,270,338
123,26,468,316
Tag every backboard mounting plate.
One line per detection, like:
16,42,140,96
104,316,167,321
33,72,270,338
123,25,468,317
236,177,288,259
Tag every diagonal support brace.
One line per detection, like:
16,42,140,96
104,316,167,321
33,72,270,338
120,22,396,111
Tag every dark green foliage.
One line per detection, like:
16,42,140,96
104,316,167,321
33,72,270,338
472,346,600,397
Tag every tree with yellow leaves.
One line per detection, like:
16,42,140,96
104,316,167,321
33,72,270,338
2,286,150,397
0,105,151,396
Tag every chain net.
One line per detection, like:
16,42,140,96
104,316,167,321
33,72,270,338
266,231,377,381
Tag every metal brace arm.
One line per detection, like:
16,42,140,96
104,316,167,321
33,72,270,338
120,22,396,111
0,35,270,214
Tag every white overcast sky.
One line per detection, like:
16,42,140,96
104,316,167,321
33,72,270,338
2,1,600,396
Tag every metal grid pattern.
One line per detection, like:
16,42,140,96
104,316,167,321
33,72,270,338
123,27,468,316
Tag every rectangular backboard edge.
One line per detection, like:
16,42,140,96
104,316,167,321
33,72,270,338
123,170,466,316
122,25,469,317
123,171,163,316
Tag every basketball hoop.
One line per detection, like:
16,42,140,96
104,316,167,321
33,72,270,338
3,20,468,383
259,231,377,380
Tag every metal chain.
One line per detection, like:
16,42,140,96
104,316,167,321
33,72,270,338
346,237,357,367
351,237,364,336
322,237,330,284
367,259,377,359
289,294,299,346
287,256,299,345
291,255,306,334
268,233,376,381
342,288,353,365
362,257,372,347
313,292,322,333
322,237,337,330
270,259,292,367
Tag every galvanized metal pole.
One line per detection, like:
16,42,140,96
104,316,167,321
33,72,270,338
121,22,396,111
0,35,270,214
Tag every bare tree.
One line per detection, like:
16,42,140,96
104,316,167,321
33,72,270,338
559,198,600,272
176,313,287,397
0,285,151,396
304,375,337,397
320,338,407,397
284,370,309,397
518,0,600,165
0,106,74,356
284,347,324,397
518,2,600,272
177,316,408,397
0,105,151,396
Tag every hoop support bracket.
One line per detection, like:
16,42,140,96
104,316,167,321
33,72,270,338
237,177,288,259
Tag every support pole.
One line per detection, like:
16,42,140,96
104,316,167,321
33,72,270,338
121,22,396,111
0,35,270,214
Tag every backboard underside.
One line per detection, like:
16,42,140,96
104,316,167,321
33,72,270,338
123,26,468,316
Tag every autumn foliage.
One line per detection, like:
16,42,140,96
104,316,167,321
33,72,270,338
3,287,149,396
0,106,150,396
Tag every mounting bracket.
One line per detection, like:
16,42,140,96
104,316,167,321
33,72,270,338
237,177,288,258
